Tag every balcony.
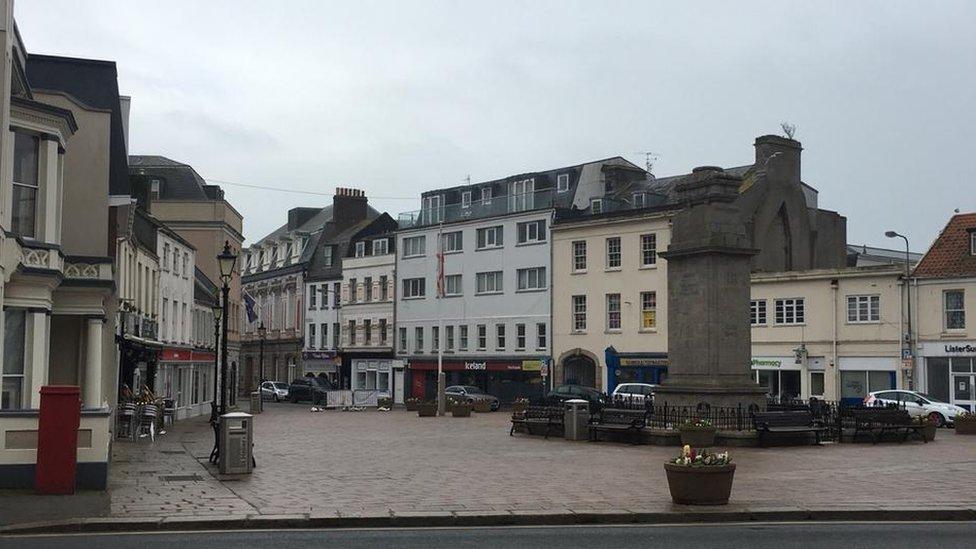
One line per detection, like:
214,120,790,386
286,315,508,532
398,189,554,229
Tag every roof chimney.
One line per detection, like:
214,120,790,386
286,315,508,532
333,187,368,229
754,135,801,185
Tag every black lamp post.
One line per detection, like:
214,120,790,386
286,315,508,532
257,322,267,382
211,303,222,406
886,230,913,386
217,241,238,416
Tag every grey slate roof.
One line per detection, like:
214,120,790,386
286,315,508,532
194,267,219,306
129,155,212,200
26,54,130,195
643,164,754,202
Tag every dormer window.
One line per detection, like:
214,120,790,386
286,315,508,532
632,192,645,208
590,198,603,214
150,179,161,200
423,195,443,224
322,246,333,267
557,173,569,193
355,241,366,257
481,187,492,205
372,238,389,255
461,191,472,208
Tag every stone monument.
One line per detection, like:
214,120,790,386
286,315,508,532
654,166,767,410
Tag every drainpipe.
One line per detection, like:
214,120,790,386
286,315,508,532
831,279,839,401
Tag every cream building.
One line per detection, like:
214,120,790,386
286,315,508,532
750,266,906,404
1,15,120,489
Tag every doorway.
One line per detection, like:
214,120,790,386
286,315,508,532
563,355,597,388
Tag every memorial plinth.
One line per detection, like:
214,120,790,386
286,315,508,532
655,166,767,410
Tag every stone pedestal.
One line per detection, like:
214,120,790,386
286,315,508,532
655,167,766,411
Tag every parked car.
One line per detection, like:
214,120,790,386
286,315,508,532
259,381,289,402
288,377,331,404
865,390,968,427
445,385,500,411
612,383,658,402
547,384,609,410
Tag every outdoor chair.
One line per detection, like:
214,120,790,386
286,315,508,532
162,399,176,427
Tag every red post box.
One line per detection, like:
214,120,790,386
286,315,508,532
35,385,81,495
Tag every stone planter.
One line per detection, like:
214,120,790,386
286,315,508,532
473,401,493,413
405,400,419,412
679,428,717,447
451,404,472,417
663,463,736,505
955,418,976,435
922,423,937,442
377,397,393,409
417,403,437,417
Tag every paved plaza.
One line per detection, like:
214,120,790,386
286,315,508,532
3,403,976,529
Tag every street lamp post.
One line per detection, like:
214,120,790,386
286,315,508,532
257,322,267,382
211,303,222,406
217,241,238,416
886,231,913,387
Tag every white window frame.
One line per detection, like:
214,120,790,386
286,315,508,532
536,323,547,350
750,299,767,326
572,295,587,332
944,289,966,330
402,236,426,258
442,231,463,253
640,233,657,267
355,241,366,257
517,220,546,245
446,325,455,351
590,198,603,214
481,187,492,205
632,192,645,208
476,226,504,249
556,173,569,193
517,267,547,291
510,178,535,212
477,324,487,350
308,324,317,349
11,133,40,239
606,293,622,331
423,195,443,224
320,323,328,348
496,324,506,350
515,323,526,350
572,240,587,272
640,291,656,330
846,294,880,323
402,277,426,299
444,274,462,296
1,308,27,410
322,246,333,267
461,191,472,208
476,271,503,294
774,298,805,325
459,325,469,350
606,237,621,270
372,238,389,255
398,327,407,354
415,327,424,352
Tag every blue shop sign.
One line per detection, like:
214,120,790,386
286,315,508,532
605,346,668,392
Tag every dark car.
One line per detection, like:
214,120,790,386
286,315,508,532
288,377,331,404
547,384,609,411
445,385,500,411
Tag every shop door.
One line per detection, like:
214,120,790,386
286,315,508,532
953,375,975,412
394,369,405,404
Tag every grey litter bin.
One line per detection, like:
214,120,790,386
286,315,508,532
250,391,262,414
564,399,590,441
219,412,253,475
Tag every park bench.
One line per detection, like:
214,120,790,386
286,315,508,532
588,408,646,444
846,408,926,444
752,411,828,447
510,405,564,439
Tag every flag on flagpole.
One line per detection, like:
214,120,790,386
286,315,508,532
242,287,259,323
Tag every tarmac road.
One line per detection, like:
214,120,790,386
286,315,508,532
3,521,975,549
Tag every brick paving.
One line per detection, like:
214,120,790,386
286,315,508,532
4,403,976,527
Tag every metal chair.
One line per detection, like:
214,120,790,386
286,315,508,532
138,404,158,441
116,403,137,440
162,399,176,427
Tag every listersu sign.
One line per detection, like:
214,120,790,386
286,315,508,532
945,344,976,354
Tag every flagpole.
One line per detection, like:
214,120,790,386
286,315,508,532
436,219,446,416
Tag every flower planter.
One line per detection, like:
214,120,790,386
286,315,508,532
664,463,736,505
451,404,472,417
955,419,976,435
417,403,437,417
377,397,393,409
679,428,717,447
512,402,529,414
405,400,419,411
922,423,937,442
473,401,493,413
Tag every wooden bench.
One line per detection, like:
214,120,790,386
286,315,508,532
510,405,564,439
752,411,828,447
847,408,926,444
588,408,646,444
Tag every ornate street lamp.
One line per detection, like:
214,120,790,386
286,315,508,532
217,241,237,416
211,303,222,406
257,322,267,382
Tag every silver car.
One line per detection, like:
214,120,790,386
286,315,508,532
445,385,500,411
260,381,289,402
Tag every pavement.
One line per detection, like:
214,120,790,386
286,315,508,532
5,522,976,549
3,401,976,533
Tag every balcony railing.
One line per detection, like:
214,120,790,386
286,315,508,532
398,189,554,229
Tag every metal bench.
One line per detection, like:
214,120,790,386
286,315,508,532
752,411,828,447
510,405,564,439
846,408,926,444
588,408,646,444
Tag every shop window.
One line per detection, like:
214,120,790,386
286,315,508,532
841,370,893,402
1,309,27,410
378,370,390,392
756,369,801,401
810,372,825,398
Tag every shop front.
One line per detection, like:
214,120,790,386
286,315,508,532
302,350,342,387
407,358,545,403
751,357,803,402
158,348,216,419
838,357,898,406
350,358,406,404
605,347,668,393
919,341,976,411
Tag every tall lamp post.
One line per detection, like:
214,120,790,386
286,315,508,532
885,231,913,387
257,322,267,382
211,303,222,406
217,241,238,416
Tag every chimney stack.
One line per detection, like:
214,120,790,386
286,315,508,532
332,187,368,229
754,135,801,185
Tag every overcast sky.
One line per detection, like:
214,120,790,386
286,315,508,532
17,1,976,250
